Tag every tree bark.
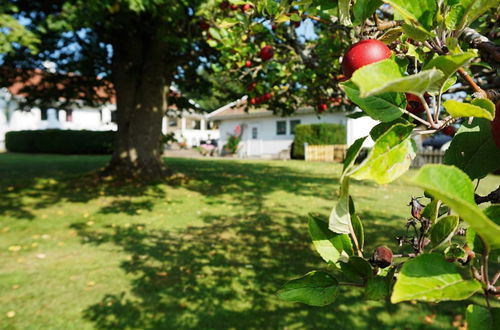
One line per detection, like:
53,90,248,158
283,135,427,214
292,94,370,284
103,28,172,181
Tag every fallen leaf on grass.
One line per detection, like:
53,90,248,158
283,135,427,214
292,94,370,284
8,245,21,252
6,311,15,318
36,253,46,259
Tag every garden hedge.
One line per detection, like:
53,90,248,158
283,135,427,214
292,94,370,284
292,123,346,159
5,130,115,154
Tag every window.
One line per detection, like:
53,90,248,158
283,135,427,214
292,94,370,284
66,110,73,122
276,121,286,135
168,117,178,127
290,120,301,134
193,120,201,130
252,127,258,139
111,111,118,123
40,108,48,121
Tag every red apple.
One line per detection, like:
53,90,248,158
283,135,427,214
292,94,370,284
342,39,392,79
259,45,274,61
245,60,252,68
240,4,253,12
261,92,272,102
247,82,256,91
293,21,301,28
317,103,328,112
230,4,238,10
492,100,500,149
442,126,456,136
249,97,257,105
199,20,210,31
405,93,425,114
271,24,277,32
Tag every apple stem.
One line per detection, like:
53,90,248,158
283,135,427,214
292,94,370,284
419,95,439,128
404,110,432,127
433,93,442,123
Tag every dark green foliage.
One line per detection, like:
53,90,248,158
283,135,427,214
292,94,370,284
224,135,240,154
5,130,115,154
293,124,346,159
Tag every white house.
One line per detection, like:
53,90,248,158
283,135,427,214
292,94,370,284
208,96,378,159
162,108,219,147
0,76,218,150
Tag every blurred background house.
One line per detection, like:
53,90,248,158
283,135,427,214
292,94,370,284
208,96,378,159
0,70,218,150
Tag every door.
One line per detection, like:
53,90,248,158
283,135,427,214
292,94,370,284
247,125,262,156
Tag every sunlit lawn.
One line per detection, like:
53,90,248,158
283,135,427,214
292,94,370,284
1,153,498,329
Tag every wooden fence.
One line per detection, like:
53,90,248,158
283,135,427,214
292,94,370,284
305,144,348,162
411,149,445,168
304,143,445,168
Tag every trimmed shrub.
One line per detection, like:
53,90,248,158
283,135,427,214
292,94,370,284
5,130,115,154
292,123,346,159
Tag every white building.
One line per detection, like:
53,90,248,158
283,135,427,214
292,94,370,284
162,109,219,147
208,97,378,159
0,82,218,150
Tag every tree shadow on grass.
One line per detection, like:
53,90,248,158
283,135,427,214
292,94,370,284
73,210,466,330
0,155,341,220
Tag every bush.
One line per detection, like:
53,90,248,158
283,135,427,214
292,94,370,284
292,123,346,159
5,130,115,154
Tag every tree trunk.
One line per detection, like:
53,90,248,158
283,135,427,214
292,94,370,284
104,29,172,181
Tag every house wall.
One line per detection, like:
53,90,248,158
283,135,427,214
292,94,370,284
217,112,355,158
162,116,220,147
0,97,117,150
346,114,378,147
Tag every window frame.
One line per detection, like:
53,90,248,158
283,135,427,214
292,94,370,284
290,119,301,135
276,120,287,136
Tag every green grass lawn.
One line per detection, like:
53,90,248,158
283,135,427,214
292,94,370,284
0,153,498,330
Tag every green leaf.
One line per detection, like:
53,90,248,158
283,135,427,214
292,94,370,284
309,214,350,263
378,27,404,44
365,276,389,300
351,59,444,96
369,118,411,141
219,18,239,29
340,256,372,281
329,177,351,234
421,199,439,224
430,215,459,249
277,270,339,306
457,0,500,28
466,228,484,254
342,136,367,175
352,0,383,25
391,253,482,303
351,212,364,251
466,304,493,330
338,0,352,26
445,4,466,29
382,0,437,30
484,205,500,224
401,23,435,41
443,99,495,120
340,81,405,122
444,118,500,180
424,52,476,94
348,123,416,184
408,165,500,249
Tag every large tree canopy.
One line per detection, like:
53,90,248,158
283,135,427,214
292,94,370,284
0,0,231,180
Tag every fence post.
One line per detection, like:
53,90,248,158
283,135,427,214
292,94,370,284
304,143,309,161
